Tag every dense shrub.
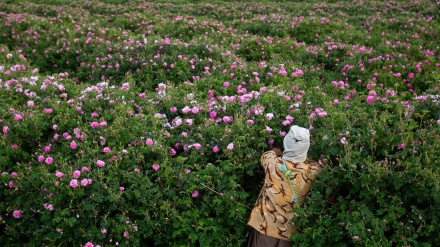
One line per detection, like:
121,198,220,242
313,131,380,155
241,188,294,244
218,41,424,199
1,0,440,246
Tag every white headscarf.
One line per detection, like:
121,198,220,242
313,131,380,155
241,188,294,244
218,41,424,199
282,125,310,163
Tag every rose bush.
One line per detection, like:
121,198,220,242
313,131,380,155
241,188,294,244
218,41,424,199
1,0,440,246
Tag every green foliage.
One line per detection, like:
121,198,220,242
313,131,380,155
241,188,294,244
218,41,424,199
1,0,440,246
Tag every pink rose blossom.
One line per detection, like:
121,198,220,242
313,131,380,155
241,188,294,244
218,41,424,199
55,171,63,178
44,203,54,211
182,106,191,114
145,138,154,146
193,143,202,149
45,157,53,165
90,122,99,128
192,190,199,198
119,186,125,191
43,108,53,114
102,147,110,153
13,210,22,219
38,155,45,163
152,163,160,171
223,116,232,123
44,146,51,153
70,141,77,149
227,142,234,151
73,170,81,179
340,137,347,145
96,160,105,167
170,107,177,113
2,126,8,134
27,101,34,107
265,126,273,133
99,122,107,127
14,114,23,121
84,242,94,247
81,167,89,173
191,107,200,114
8,181,14,188
70,179,78,188
366,96,374,104
213,146,220,153
81,178,89,186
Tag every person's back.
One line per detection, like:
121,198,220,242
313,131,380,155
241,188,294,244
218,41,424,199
247,125,322,247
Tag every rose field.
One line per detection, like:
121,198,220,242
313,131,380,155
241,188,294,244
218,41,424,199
1,0,440,246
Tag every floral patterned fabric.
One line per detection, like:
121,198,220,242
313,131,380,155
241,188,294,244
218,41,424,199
247,150,322,240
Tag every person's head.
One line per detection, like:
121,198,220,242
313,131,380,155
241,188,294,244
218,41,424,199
282,125,310,163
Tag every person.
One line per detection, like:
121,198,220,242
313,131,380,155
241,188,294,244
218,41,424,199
247,125,322,247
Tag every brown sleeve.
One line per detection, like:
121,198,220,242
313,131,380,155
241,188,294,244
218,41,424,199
260,150,278,168
305,159,322,181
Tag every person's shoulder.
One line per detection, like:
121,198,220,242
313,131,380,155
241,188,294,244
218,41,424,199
303,158,318,166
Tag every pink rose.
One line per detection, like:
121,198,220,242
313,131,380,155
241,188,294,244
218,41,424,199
90,122,99,128
152,163,160,171
96,160,105,167
191,190,199,198
84,242,94,247
55,171,63,178
246,120,254,125
45,157,53,165
145,138,154,146
14,114,23,121
73,170,81,179
70,141,77,149
182,106,191,114
81,178,89,187
13,210,22,219
191,107,199,114
193,143,202,149
227,143,234,151
223,116,232,123
265,126,273,133
213,146,220,153
70,179,78,188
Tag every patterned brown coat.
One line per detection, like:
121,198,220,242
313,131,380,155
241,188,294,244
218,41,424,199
247,150,322,240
